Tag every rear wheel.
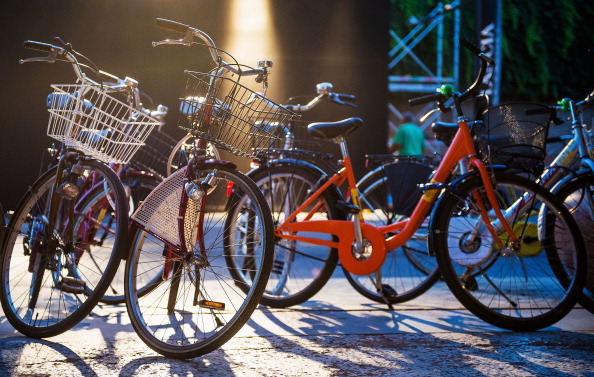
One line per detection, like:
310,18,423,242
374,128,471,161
344,162,439,304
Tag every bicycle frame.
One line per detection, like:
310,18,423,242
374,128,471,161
276,112,518,275
538,99,594,220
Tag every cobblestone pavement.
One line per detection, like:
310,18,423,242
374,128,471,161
1,277,593,376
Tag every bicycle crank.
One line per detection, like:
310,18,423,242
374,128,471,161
339,223,387,276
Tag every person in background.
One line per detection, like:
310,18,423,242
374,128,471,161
388,111,426,155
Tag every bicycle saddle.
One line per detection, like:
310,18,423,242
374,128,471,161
307,117,362,140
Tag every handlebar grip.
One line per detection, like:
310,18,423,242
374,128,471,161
23,40,55,52
409,92,445,106
460,37,482,56
524,106,552,115
155,18,190,34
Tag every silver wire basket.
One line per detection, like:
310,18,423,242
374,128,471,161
47,84,160,164
178,71,300,158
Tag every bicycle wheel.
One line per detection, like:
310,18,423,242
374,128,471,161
552,172,594,314
0,160,128,338
344,163,440,304
77,172,161,305
166,134,220,176
430,171,586,331
125,165,274,359
227,164,342,308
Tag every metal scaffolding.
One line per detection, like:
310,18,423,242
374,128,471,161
388,1,461,133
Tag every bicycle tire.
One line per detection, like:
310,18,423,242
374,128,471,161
343,164,440,304
430,171,586,331
551,172,594,314
124,165,274,359
77,173,161,305
227,164,342,308
0,160,128,338
166,133,220,176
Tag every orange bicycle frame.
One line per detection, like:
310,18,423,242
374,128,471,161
275,116,518,276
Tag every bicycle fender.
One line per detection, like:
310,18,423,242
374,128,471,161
247,158,327,178
191,158,237,170
550,168,592,195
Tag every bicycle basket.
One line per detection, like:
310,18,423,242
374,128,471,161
473,103,552,175
46,84,160,164
177,71,300,158
382,157,434,217
129,128,177,178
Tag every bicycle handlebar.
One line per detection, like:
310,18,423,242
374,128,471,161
20,40,166,120
527,89,594,116
152,18,266,78
283,82,358,112
23,40,55,53
408,92,446,107
408,37,494,108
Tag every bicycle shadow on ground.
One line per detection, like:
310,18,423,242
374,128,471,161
0,336,99,377
250,299,499,336
242,301,594,376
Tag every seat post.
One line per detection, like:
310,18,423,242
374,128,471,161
339,137,349,159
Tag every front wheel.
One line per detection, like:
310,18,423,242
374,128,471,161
125,165,274,359
430,171,586,331
0,160,128,338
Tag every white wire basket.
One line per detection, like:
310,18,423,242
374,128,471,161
46,84,161,164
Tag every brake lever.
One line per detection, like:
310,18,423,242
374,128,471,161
19,55,58,64
53,37,73,53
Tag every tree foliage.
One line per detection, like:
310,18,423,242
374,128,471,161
391,0,594,102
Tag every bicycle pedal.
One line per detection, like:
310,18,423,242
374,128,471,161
62,276,86,287
271,260,285,275
379,284,398,300
60,283,85,294
198,300,225,310
336,200,360,214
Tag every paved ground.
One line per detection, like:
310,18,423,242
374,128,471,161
1,273,593,377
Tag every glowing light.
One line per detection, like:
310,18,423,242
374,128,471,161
225,0,277,67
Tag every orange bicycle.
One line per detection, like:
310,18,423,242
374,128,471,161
227,38,586,330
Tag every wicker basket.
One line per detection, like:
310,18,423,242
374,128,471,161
46,84,160,164
177,71,299,158
473,103,552,175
